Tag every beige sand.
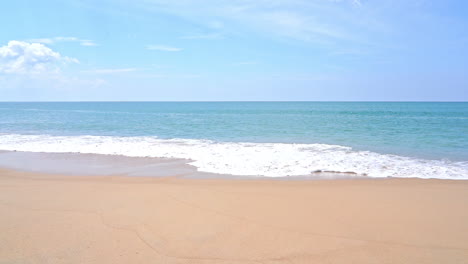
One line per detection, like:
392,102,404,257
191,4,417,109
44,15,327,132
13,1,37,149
0,168,467,264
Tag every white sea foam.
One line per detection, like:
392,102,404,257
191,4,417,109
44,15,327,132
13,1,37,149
0,134,467,179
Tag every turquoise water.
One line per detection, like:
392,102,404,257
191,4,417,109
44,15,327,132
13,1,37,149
0,102,467,178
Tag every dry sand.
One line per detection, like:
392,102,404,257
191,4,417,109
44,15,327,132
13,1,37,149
1,168,467,264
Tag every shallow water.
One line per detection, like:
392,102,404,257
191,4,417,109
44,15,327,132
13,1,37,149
0,102,467,179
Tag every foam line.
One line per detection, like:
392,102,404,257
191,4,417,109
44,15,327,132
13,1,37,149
0,134,467,179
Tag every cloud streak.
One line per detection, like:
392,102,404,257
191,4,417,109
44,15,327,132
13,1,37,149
125,0,368,45
180,33,222,39
146,45,182,51
85,68,138,74
28,36,98,46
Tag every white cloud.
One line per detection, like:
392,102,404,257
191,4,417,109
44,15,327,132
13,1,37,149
53,37,79,42
141,73,201,79
180,33,222,39
85,68,138,74
28,36,98,47
0,40,78,74
146,45,182,51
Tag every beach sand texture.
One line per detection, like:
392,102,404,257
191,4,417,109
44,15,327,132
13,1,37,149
1,168,467,264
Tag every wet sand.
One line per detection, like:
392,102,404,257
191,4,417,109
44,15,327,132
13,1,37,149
1,168,467,263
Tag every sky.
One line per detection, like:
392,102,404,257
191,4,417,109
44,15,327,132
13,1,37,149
0,0,467,101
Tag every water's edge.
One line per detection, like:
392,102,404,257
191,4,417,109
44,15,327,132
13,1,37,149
0,150,371,180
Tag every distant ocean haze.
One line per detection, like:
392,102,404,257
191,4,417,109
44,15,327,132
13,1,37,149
0,102,467,179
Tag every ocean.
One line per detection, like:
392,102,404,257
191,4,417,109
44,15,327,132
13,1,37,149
0,102,467,179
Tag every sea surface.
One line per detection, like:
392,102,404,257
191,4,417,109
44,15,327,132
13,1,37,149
0,102,467,179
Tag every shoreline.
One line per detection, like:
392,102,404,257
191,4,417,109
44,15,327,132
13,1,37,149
1,167,468,263
1,150,466,181
0,150,371,180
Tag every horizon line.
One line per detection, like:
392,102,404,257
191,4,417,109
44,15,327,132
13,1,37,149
0,100,467,103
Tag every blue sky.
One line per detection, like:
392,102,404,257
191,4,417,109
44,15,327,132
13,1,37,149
0,0,467,101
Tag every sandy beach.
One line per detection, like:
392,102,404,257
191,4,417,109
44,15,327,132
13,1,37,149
1,168,467,264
